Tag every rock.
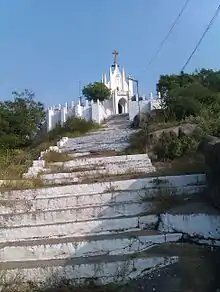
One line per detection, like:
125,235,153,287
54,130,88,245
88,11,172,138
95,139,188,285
199,135,220,210
151,123,200,140
131,114,140,129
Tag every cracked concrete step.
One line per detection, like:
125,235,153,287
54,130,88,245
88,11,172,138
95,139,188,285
0,193,206,227
0,202,148,227
0,215,158,243
0,175,206,202
0,187,204,215
158,208,220,240
0,186,205,217
0,190,147,214
0,229,178,247
0,232,182,262
0,255,178,287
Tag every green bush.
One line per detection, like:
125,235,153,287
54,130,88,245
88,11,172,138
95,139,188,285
126,128,150,154
64,117,97,134
154,131,198,161
38,117,99,145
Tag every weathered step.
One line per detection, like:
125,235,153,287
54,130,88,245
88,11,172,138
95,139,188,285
50,154,152,169
0,185,204,215
41,165,156,184
0,192,205,226
0,202,148,227
159,207,220,240
0,174,206,202
0,190,146,214
0,255,178,286
0,231,182,262
0,215,158,243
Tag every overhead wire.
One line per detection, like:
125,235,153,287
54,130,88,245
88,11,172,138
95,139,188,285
144,0,191,72
181,3,220,72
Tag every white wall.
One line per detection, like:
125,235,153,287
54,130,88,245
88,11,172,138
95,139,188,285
46,95,162,132
47,99,114,132
128,97,162,121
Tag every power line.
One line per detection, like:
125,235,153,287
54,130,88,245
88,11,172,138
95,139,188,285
181,4,220,72
144,0,191,72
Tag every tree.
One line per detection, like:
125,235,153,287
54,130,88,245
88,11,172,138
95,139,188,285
156,69,220,121
0,89,46,148
82,82,111,102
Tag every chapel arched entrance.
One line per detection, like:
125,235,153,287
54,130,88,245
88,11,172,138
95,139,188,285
118,98,127,114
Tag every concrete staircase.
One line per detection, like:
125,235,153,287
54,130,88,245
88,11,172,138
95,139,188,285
60,114,136,153
0,114,220,289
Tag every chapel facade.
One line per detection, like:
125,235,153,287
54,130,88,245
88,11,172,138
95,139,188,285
101,50,134,115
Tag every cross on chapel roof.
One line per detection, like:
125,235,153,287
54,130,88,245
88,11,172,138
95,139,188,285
112,50,119,67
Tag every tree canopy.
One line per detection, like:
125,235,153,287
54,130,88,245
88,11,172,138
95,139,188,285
82,82,111,102
0,89,45,149
157,69,220,123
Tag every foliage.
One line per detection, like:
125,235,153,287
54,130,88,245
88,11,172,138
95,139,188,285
82,82,111,102
46,117,99,142
0,89,45,149
154,131,198,161
0,149,32,179
0,90,98,181
125,127,150,154
156,69,220,134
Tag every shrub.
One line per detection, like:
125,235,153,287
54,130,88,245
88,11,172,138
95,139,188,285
0,149,32,179
45,117,98,143
126,128,150,154
154,131,198,161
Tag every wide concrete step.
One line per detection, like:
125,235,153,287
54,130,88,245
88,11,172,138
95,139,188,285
62,142,131,153
0,255,178,286
0,215,158,243
0,174,206,202
0,184,205,215
0,190,145,214
51,154,152,169
0,202,148,227
41,165,156,185
0,231,182,262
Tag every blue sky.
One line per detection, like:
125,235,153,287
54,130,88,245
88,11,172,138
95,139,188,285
0,0,220,107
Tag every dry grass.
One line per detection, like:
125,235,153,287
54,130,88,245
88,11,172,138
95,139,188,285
44,151,73,163
0,273,118,292
0,164,28,180
0,149,33,180
151,188,183,214
152,152,207,176
0,176,44,192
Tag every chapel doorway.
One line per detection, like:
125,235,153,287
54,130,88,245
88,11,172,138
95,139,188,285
118,98,127,114
118,103,123,114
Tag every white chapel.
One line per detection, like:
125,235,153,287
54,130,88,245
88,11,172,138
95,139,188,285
101,50,134,115
46,51,161,132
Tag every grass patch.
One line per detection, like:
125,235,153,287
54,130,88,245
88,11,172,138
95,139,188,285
44,151,73,163
150,188,183,214
0,176,44,192
0,149,33,180
0,276,120,292
152,152,207,176
124,129,149,154
46,117,100,142
0,117,99,185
